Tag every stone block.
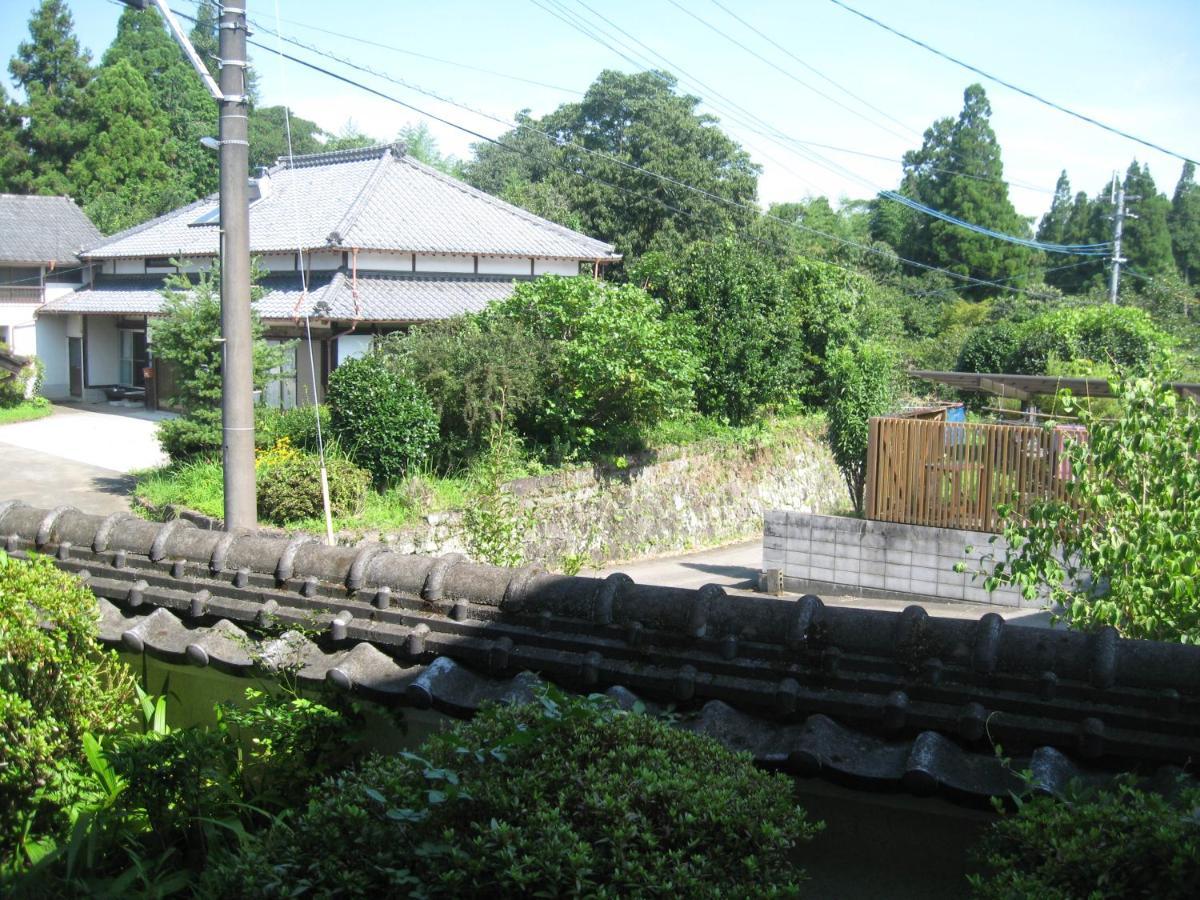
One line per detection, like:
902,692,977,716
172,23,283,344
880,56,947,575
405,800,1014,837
763,534,787,552
808,552,836,571
809,565,835,583
834,533,863,560
909,577,939,599
884,548,912,568
762,548,785,571
763,516,788,538
860,571,888,589
810,538,837,558
911,551,940,569
884,573,910,593
833,556,861,578
860,557,888,576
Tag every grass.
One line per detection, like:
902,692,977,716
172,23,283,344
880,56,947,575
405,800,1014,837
0,397,53,425
133,455,472,533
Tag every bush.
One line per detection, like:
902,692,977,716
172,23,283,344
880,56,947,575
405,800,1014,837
257,453,370,524
956,321,1021,375
0,552,133,854
824,342,898,514
206,688,820,898
375,317,548,467
985,376,1200,642
326,355,439,483
1015,304,1169,375
259,405,332,454
149,265,286,462
969,778,1200,899
483,275,697,455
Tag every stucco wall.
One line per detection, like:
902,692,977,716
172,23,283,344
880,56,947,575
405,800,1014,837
35,314,69,398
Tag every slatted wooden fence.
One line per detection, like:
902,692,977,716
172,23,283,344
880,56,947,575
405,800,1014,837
864,416,1075,533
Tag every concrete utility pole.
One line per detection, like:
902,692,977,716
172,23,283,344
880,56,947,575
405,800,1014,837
1108,174,1138,305
217,2,257,529
121,0,257,530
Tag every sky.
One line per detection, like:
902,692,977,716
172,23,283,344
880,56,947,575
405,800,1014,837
2,0,1198,224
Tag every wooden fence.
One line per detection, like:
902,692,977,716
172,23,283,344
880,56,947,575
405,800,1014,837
864,416,1074,533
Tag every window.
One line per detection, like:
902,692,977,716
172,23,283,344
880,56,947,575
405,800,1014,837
119,330,148,387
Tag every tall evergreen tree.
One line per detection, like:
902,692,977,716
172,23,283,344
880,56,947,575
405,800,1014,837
882,85,1031,291
1037,171,1073,245
1169,162,1200,285
1122,161,1175,278
103,5,218,202
67,59,175,234
0,86,24,192
7,0,92,195
923,85,1033,285
1048,188,1104,294
188,0,220,80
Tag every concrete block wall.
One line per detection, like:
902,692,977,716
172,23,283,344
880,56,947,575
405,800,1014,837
763,511,1034,608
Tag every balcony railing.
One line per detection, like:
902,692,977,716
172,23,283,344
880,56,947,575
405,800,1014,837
0,286,43,304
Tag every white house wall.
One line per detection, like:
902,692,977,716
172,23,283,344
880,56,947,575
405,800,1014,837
0,304,39,356
414,254,474,273
478,256,531,275
36,315,69,399
113,259,142,276
85,316,121,386
534,259,581,276
308,251,341,270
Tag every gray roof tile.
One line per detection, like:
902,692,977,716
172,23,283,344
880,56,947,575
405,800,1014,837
39,271,519,322
82,144,618,261
0,194,102,266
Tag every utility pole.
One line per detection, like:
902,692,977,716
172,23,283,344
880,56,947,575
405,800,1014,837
1108,174,1138,305
217,2,257,529
121,0,257,530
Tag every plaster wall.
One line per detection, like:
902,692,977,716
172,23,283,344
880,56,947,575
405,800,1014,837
0,304,39,356
478,256,530,275
414,254,474,274
534,258,580,276
85,315,121,386
35,314,69,398
113,259,142,276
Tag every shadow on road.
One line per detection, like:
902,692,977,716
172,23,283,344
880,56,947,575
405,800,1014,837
91,474,136,497
678,561,759,587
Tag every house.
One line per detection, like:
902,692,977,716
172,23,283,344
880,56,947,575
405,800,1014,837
36,143,619,407
0,194,101,361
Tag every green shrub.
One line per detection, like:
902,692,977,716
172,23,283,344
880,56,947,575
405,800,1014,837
956,321,1021,375
149,265,286,462
257,453,370,524
482,275,697,455
273,406,332,454
984,376,1200,642
206,688,820,898
0,552,133,854
326,355,439,483
969,778,1200,899
375,317,548,467
824,342,898,514
1015,304,1169,375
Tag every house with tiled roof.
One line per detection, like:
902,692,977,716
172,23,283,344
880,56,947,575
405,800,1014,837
0,194,100,362
37,143,619,406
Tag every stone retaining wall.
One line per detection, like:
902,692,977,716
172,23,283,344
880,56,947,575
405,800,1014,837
147,423,847,568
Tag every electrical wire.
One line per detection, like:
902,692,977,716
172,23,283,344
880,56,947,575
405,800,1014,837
532,0,1106,261
228,28,1062,300
271,0,336,546
662,0,913,143
828,0,1199,167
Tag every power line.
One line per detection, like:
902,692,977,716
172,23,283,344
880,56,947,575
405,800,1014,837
534,0,1106,260
707,0,919,139
232,27,1058,299
663,0,914,144
828,0,1199,167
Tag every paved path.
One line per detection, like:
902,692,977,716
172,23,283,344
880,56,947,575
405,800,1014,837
585,538,1057,628
0,403,170,516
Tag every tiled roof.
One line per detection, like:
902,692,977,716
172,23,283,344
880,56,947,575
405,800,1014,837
4,501,1199,807
81,144,618,261
0,194,102,266
38,271,520,322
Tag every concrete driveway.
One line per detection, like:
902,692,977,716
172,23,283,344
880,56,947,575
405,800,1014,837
0,403,170,516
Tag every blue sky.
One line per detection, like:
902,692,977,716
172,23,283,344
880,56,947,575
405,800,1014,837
2,0,1197,222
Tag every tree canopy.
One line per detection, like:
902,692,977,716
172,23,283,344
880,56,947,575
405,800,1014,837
465,70,760,263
